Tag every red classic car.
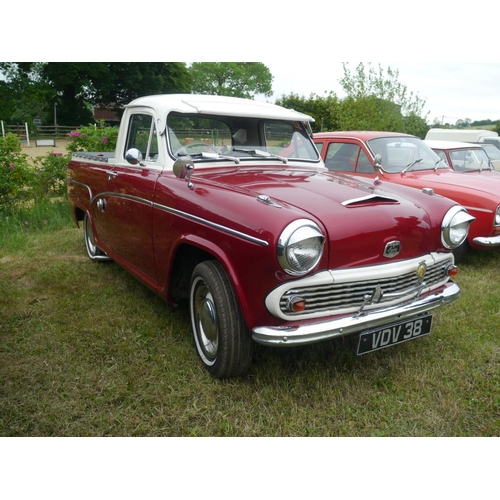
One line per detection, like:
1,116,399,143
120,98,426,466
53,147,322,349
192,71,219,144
67,96,474,378
425,139,500,172
314,131,500,261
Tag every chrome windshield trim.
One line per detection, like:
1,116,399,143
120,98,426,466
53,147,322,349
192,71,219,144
252,282,460,346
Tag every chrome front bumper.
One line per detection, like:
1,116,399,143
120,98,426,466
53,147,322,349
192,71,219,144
473,234,500,247
252,282,460,346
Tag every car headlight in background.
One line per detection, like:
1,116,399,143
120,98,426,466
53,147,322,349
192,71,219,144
278,219,325,275
494,205,500,227
441,206,475,249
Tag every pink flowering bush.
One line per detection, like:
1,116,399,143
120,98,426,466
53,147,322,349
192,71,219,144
67,121,118,153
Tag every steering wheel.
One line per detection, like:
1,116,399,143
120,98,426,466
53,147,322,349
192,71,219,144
175,142,219,156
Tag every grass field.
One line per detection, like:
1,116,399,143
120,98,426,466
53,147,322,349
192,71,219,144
1,206,499,437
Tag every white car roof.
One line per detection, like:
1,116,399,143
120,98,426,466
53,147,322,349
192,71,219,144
424,139,484,149
126,94,314,133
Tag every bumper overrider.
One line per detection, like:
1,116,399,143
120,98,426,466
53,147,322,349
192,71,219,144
473,234,500,247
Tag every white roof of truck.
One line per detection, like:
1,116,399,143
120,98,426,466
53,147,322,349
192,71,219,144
126,93,314,123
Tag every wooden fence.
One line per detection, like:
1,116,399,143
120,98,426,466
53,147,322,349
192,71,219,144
3,124,77,138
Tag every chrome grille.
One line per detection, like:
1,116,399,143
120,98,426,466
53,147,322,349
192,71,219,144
280,258,452,316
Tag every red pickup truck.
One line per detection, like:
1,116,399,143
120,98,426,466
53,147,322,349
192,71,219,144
67,95,473,378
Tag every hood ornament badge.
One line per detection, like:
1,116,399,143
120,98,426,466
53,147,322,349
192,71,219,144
383,240,401,258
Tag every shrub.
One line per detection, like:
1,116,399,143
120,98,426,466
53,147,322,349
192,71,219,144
0,133,33,211
1,133,71,212
31,151,71,200
67,121,119,153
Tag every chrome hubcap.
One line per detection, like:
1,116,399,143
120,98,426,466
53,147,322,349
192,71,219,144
193,282,218,361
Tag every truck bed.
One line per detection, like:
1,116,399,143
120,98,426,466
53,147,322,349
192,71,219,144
72,152,115,163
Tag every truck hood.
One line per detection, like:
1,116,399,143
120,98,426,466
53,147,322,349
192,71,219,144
200,167,450,267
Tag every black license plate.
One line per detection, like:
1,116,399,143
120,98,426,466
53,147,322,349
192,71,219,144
357,315,433,355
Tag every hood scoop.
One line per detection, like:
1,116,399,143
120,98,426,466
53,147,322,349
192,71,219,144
341,194,399,207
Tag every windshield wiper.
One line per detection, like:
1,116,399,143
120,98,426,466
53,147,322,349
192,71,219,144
185,151,241,164
401,158,423,174
232,148,288,164
201,151,240,164
434,159,446,171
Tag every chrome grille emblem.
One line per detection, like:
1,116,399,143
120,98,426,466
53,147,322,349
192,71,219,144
417,261,427,283
383,240,401,258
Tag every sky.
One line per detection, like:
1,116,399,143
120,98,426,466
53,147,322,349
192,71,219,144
3,1,500,128
260,62,500,125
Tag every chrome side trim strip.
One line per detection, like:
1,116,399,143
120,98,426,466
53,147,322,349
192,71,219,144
68,179,93,201
252,282,460,346
86,190,269,247
91,192,154,207
154,201,269,246
462,205,493,214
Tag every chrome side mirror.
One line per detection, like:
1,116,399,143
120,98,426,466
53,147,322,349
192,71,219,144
173,157,195,190
374,153,383,168
125,148,143,165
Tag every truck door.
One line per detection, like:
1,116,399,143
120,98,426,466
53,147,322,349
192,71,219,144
94,112,161,286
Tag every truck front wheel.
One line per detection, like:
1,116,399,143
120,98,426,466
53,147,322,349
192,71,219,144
189,261,253,378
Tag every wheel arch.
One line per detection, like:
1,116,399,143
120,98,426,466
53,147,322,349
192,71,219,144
163,235,252,326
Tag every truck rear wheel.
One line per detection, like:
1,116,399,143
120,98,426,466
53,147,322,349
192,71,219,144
190,261,253,378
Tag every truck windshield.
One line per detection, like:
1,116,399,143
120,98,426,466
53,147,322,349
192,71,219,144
167,112,319,163
367,137,450,173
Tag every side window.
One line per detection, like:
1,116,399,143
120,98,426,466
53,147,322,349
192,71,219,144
435,150,449,167
324,142,358,172
314,142,324,155
125,113,158,163
356,149,375,173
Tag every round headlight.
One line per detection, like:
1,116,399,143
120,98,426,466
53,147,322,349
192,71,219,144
494,205,500,227
277,220,325,275
441,206,475,249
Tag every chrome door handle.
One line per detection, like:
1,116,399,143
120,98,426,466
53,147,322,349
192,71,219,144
106,170,118,181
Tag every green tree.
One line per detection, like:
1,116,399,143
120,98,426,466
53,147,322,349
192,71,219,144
276,92,341,133
189,62,273,98
0,63,54,126
1,63,192,126
338,62,428,136
87,62,192,110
